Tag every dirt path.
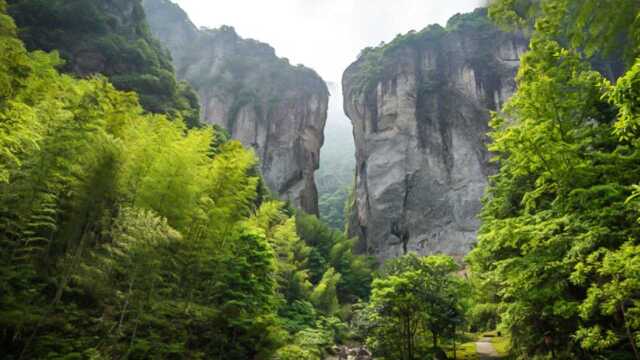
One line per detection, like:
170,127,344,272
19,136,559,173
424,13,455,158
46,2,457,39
476,337,500,359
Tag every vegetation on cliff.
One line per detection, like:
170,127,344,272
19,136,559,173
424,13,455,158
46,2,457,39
351,8,494,94
7,0,200,127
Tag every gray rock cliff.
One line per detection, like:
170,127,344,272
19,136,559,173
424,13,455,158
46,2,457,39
343,9,528,260
143,0,328,214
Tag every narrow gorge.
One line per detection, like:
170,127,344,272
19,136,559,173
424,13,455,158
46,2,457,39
143,0,328,215
344,9,528,260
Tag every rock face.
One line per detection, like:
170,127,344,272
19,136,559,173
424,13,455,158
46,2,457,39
143,0,328,214
343,9,528,260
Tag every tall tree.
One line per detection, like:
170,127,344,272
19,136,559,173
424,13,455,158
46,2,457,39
364,254,468,360
469,1,640,358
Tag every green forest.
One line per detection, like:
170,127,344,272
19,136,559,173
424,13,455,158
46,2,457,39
0,1,374,358
2,0,640,359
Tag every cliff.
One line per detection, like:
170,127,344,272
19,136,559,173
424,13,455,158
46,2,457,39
8,0,200,127
343,9,528,260
143,0,329,215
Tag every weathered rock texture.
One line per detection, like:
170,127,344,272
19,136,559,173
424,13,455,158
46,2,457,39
143,0,328,214
343,9,528,260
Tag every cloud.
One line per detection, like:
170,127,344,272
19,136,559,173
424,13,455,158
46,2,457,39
173,0,483,82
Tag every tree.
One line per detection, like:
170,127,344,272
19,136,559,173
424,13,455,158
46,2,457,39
250,201,312,303
469,2,640,358
296,212,375,302
489,0,640,67
0,1,37,183
310,267,341,316
365,254,468,360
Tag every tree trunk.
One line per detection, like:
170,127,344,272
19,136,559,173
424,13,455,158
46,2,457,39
405,316,412,360
621,303,640,360
453,323,457,360
113,279,135,334
20,227,90,360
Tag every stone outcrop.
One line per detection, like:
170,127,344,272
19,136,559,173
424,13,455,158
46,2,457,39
343,9,528,260
143,0,328,214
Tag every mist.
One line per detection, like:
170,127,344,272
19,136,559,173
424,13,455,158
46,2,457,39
174,0,484,82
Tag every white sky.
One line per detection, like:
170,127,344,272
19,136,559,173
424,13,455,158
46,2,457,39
173,0,484,83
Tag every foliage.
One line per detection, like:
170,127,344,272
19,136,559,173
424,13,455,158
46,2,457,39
446,8,494,32
318,186,350,230
360,253,469,360
310,267,342,316
250,201,313,304
296,212,375,303
468,2,640,359
491,335,511,357
352,8,491,93
0,8,360,357
7,0,201,127
0,3,36,183
488,0,640,66
273,344,317,360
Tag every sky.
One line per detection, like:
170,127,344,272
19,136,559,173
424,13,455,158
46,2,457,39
173,0,484,83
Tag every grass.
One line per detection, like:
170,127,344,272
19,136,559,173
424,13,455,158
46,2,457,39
491,335,511,357
447,342,479,359
481,330,511,356
444,331,511,359
444,333,479,359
